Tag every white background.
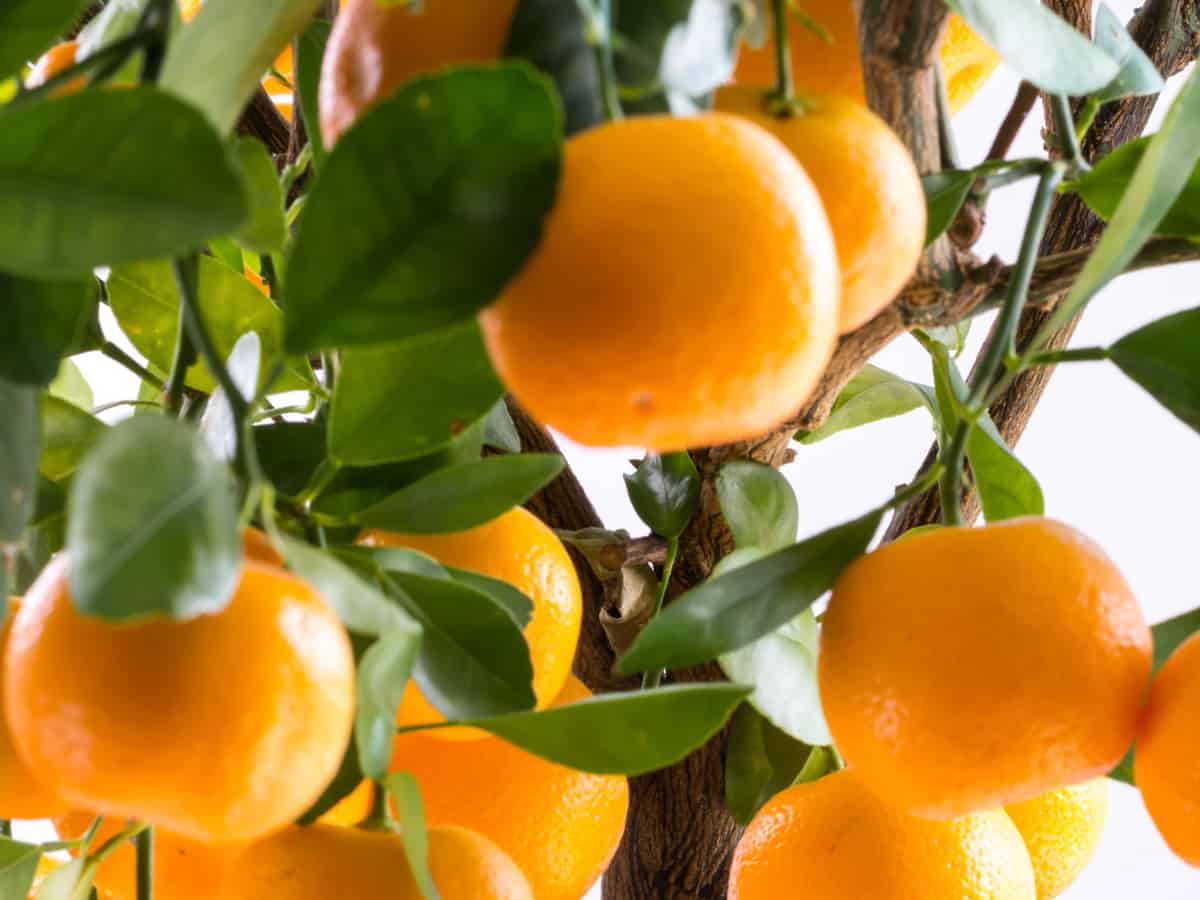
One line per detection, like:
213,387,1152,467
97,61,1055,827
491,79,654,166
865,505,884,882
22,1,1198,895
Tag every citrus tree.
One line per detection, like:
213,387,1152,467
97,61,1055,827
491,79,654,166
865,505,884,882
1,0,1199,898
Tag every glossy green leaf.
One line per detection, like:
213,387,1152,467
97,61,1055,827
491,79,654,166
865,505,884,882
618,511,881,674
474,683,750,775
725,705,813,826
295,19,332,168
1111,307,1200,432
0,0,89,80
67,415,240,621
76,0,144,59
1067,138,1200,239
231,138,287,253
254,421,326,495
447,568,533,630
356,631,421,779
39,395,106,481
48,359,93,410
0,274,95,385
624,453,701,539
1151,608,1200,672
715,460,798,552
160,0,323,134
922,170,973,247
330,323,504,466
356,454,563,534
966,418,1045,521
505,0,602,135
483,399,521,453
0,837,41,900
284,64,562,352
0,88,245,278
385,772,439,900
1046,66,1200,335
799,366,933,444
388,571,535,720
0,380,39,544
1093,4,1164,102
352,546,450,581
944,0,1118,96
34,855,90,900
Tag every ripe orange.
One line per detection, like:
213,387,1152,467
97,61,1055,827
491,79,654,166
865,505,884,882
819,518,1152,818
5,556,355,844
26,41,87,96
734,3,999,113
1134,631,1200,865
480,114,840,450
728,768,1036,899
1005,779,1110,899
390,676,629,900
713,86,924,332
220,824,533,900
319,0,519,146
0,600,66,820
357,507,582,739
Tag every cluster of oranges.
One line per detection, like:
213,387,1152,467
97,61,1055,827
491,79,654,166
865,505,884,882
2,512,626,899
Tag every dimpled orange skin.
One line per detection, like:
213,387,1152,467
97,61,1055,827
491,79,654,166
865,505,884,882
319,0,519,147
734,4,998,113
26,41,88,96
480,114,840,451
714,86,924,333
819,518,1152,819
1004,779,1110,899
390,676,629,900
729,769,1036,900
0,600,67,820
357,507,582,739
5,556,356,845
221,824,533,900
1134,632,1200,866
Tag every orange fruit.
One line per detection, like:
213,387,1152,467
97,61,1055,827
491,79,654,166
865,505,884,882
5,555,355,845
243,265,270,297
1134,631,1200,865
713,86,924,332
319,0,519,146
357,507,582,739
390,676,629,900
479,114,840,450
0,600,67,820
241,525,281,564
728,768,1036,899
1004,779,1110,899
26,41,87,96
819,518,1152,819
220,823,533,900
734,4,999,113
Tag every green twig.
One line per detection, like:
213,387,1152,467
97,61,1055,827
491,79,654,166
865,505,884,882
1074,96,1101,143
139,0,176,81
771,0,795,105
135,827,154,900
101,342,165,391
0,820,9,838
1028,345,1109,366
1050,94,1088,174
161,303,196,415
591,0,624,121
937,423,970,527
935,62,961,171
642,537,680,690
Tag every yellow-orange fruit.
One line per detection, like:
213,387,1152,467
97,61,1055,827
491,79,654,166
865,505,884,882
1005,779,1110,898
26,41,87,96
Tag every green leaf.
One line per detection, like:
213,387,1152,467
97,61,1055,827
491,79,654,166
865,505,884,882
66,415,240,621
719,609,831,746
356,630,421,779
1067,138,1200,239
799,365,933,444
107,257,306,393
966,418,1045,521
385,772,440,900
482,399,521,453
0,379,40,544
329,322,504,466
231,138,287,254
1110,307,1200,431
793,745,840,786
944,0,1118,96
624,452,701,539
1047,66,1200,334
0,274,95,386
160,0,323,135
48,359,93,410
297,734,365,825
284,64,562,352
0,0,89,80
0,88,245,279
295,19,332,169
922,171,974,248
199,332,260,462
1151,608,1200,672
474,683,750,774
356,454,563,534
446,568,533,630
76,0,144,59
388,572,536,720
0,836,41,900
254,421,326,495
618,511,881,674
1093,4,1164,103
34,855,90,900
724,705,813,826
505,0,602,135
715,460,798,552
40,396,106,481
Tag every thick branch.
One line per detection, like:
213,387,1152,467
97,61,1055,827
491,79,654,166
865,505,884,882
236,88,291,158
